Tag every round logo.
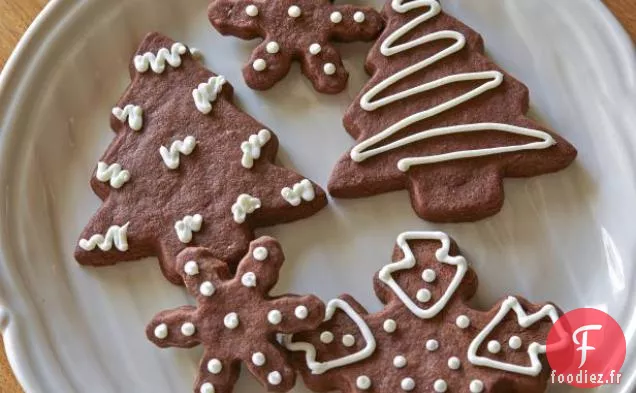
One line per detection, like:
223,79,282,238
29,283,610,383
547,308,626,388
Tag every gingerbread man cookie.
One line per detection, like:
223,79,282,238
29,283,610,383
329,0,576,222
75,33,327,284
286,231,563,393
208,0,384,93
147,236,325,393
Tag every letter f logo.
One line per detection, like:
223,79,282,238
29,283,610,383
572,324,602,368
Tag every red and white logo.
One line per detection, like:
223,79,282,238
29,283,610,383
547,308,626,388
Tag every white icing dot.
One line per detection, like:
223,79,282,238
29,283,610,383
330,11,342,23
353,11,365,23
447,356,461,370
508,336,522,350
401,377,415,391
319,331,334,344
184,261,199,276
268,371,282,385
181,322,196,336
342,334,355,347
416,288,431,303
224,312,239,329
154,323,168,339
200,281,215,297
309,43,322,55
253,58,267,72
434,379,448,392
266,41,280,54
268,310,282,325
252,352,266,366
383,319,397,333
245,5,258,17
295,305,309,319
323,63,336,75
487,340,501,354
393,355,407,368
422,269,436,282
207,359,222,374
241,272,257,287
200,382,215,393
253,246,268,261
287,5,301,17
356,375,372,390
470,379,485,393
426,339,439,351
456,315,470,329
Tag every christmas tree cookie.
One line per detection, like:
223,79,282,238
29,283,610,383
286,231,563,393
76,33,327,284
329,0,577,222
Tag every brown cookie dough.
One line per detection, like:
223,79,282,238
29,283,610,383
75,33,327,284
286,231,562,393
208,0,384,93
329,0,577,222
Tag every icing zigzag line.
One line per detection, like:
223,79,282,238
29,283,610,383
96,162,130,189
79,223,130,252
193,76,227,114
112,104,143,131
159,136,197,169
134,42,187,73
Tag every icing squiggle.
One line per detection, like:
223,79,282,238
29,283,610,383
112,105,143,131
467,296,560,376
79,223,130,252
193,76,227,114
96,162,130,189
232,194,261,224
159,136,197,169
241,129,271,169
351,0,555,172
175,214,203,243
281,179,315,206
378,231,467,319
134,42,187,73
284,298,376,375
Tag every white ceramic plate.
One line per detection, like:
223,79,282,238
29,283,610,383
0,0,634,392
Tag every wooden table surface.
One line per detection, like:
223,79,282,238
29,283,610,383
0,0,634,391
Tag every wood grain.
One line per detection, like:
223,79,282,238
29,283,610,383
0,0,633,391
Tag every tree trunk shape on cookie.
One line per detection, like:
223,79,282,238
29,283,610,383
328,0,576,222
75,32,327,285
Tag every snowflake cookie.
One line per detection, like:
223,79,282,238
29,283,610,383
208,0,384,93
285,231,564,393
329,0,576,222
75,33,327,284
147,236,325,393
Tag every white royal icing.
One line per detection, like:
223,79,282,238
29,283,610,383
295,305,309,319
245,4,259,17
268,310,282,325
433,379,447,392
421,269,436,282
208,359,222,374
181,322,196,336
467,296,561,376
401,377,415,391
184,260,199,276
353,11,365,23
231,194,261,223
112,105,143,131
159,136,196,169
96,162,130,189
281,179,315,206
447,356,461,370
469,380,484,393
200,383,215,393
351,0,555,172
241,272,257,287
267,371,282,385
154,323,168,339
189,47,203,60
330,11,342,23
383,319,397,333
342,334,355,347
426,339,439,351
174,214,203,243
200,281,215,297
224,312,240,329
266,41,280,54
323,63,336,75
456,315,470,329
288,5,301,17
134,42,187,73
416,288,431,303
356,375,372,390
509,336,522,350
320,331,334,344
241,129,271,169
253,58,267,72
79,223,129,252
487,340,501,354
378,231,467,319
193,76,227,114
309,43,322,55
393,355,407,368
253,246,269,261
252,352,266,366
284,298,376,374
